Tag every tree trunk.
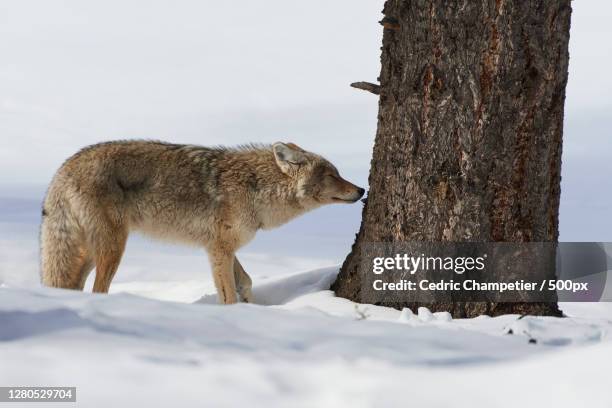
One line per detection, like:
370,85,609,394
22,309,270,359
332,0,571,317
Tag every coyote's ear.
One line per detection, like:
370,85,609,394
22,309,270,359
273,142,307,174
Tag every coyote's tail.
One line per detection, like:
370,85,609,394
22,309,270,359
40,190,90,290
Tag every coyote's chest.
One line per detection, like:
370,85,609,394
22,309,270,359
257,201,312,230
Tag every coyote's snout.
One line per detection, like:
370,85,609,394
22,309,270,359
40,141,364,303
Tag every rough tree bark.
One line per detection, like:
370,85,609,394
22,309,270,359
332,0,571,317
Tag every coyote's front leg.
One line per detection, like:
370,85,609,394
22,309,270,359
209,247,238,304
234,257,253,303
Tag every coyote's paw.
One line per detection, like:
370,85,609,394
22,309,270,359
238,288,253,303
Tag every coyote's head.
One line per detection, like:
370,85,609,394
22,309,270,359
273,142,365,205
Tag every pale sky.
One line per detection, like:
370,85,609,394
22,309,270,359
0,0,610,240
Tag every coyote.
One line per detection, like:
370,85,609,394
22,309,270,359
40,141,364,303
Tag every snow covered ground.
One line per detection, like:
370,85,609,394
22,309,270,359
1,195,612,407
1,265,612,407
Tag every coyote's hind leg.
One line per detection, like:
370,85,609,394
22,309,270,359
92,227,127,294
77,256,96,290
